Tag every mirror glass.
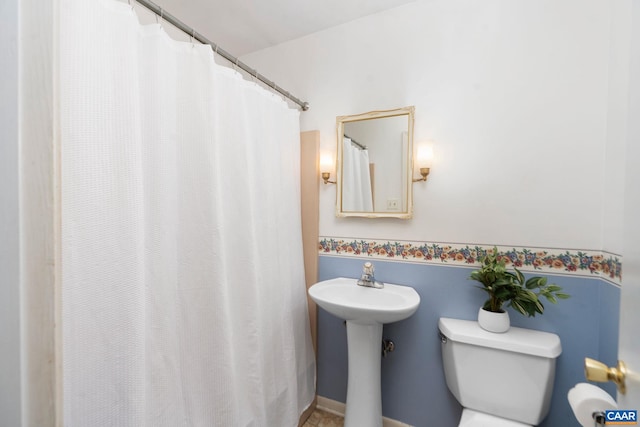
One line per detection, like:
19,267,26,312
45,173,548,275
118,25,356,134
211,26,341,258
336,106,415,218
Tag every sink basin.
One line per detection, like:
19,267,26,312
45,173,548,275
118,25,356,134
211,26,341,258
308,277,420,324
309,276,421,427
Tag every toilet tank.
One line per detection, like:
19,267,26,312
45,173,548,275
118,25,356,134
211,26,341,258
439,318,562,425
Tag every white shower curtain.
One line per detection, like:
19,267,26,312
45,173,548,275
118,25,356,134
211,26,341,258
342,137,373,211
59,1,315,426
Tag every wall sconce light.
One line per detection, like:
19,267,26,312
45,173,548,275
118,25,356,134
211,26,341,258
413,144,433,182
320,152,336,185
321,172,336,185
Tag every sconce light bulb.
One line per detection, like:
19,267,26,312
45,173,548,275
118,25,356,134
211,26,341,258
417,145,434,168
320,153,334,173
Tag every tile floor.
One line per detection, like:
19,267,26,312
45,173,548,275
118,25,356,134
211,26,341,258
302,408,345,427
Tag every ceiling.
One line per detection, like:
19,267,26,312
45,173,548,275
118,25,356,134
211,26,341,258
151,0,418,57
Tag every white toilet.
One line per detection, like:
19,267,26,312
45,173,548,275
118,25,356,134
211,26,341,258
438,317,562,426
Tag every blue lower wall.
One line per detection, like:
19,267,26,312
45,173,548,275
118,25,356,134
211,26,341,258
317,255,620,427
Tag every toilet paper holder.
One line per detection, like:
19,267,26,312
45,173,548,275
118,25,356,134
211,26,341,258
585,357,627,394
592,411,606,427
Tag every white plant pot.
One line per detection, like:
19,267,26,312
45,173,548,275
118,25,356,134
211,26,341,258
477,307,510,333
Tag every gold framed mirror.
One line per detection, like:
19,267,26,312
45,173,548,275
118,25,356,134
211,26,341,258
335,106,415,219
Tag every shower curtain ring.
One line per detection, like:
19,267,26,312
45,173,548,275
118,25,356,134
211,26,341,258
190,29,195,47
157,8,164,27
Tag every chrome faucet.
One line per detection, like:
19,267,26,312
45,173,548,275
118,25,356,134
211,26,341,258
357,262,384,289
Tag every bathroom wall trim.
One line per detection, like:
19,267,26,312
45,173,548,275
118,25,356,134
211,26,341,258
319,237,622,285
316,396,413,427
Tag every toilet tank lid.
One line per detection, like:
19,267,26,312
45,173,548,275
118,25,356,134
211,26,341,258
438,317,562,358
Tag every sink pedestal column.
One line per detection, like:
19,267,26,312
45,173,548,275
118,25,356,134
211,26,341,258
344,321,383,427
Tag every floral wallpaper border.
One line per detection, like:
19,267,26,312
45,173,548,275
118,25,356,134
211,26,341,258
318,237,622,284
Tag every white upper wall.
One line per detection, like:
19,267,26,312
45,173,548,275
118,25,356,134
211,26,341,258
152,0,418,56
243,0,626,252
602,0,632,255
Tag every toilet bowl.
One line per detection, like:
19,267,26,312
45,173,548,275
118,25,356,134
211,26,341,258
459,409,531,427
439,317,562,426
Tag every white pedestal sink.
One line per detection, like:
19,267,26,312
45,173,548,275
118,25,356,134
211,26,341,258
308,277,420,427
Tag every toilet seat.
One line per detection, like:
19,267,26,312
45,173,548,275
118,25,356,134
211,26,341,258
459,409,532,427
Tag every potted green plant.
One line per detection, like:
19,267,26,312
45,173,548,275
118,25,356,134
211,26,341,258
470,247,569,332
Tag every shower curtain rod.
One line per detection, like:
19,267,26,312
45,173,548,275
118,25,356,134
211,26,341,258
344,134,367,150
133,0,310,111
